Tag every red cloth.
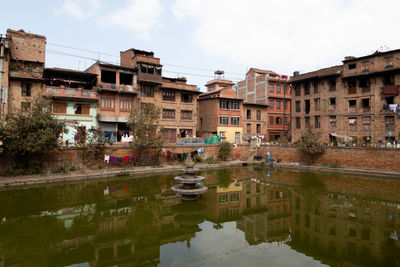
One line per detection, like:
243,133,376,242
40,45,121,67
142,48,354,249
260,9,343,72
123,155,130,164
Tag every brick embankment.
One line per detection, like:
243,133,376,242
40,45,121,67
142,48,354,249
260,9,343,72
0,160,399,189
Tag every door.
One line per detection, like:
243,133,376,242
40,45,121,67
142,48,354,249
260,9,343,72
235,132,240,144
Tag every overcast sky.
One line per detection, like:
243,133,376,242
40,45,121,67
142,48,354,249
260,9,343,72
1,0,400,90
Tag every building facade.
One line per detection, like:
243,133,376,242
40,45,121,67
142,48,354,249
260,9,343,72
198,79,243,143
6,29,46,115
242,103,268,138
43,68,98,144
237,68,290,141
290,49,400,144
0,34,9,118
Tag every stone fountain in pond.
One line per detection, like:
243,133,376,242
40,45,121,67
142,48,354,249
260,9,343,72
172,157,207,201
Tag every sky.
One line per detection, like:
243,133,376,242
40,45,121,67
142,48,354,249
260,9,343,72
1,0,400,91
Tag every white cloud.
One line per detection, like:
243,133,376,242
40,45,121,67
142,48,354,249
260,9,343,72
172,0,400,74
105,0,165,39
55,0,102,20
56,0,164,39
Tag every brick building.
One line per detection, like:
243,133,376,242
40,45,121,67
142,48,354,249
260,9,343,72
120,48,200,144
237,68,290,141
242,102,268,137
290,66,343,143
198,79,243,143
290,49,400,144
43,68,98,144
6,29,46,115
0,34,9,118
85,61,138,142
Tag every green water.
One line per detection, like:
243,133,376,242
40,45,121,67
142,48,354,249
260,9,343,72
0,166,399,266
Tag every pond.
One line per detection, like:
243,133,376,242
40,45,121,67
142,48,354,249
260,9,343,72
0,166,399,266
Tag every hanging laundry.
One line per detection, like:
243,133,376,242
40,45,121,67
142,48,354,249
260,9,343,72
123,155,130,164
123,184,129,191
389,104,398,112
109,156,118,163
104,155,110,163
167,151,173,159
162,148,167,153
117,157,123,163
104,186,109,195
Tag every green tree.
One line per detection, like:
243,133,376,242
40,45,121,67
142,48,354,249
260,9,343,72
0,98,64,174
218,141,232,161
298,127,325,164
127,103,163,164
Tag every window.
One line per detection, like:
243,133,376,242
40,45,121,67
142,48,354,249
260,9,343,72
220,100,228,109
74,104,90,115
361,98,370,111
21,83,31,97
304,82,310,95
305,116,310,127
52,102,67,114
269,99,274,109
21,102,31,112
101,95,115,110
256,110,261,120
141,85,154,97
314,98,320,111
120,72,133,85
329,79,336,91
296,117,301,129
231,101,240,110
383,74,394,85
230,192,239,202
362,116,371,131
181,93,193,103
162,91,175,101
276,84,281,93
385,116,395,129
219,193,228,203
284,84,288,95
348,79,357,94
295,84,300,96
246,109,251,119
313,81,319,93
120,98,132,111
269,116,274,125
359,77,370,89
220,116,229,125
256,124,261,134
349,117,357,131
349,63,356,70
329,116,336,128
231,116,240,126
384,56,394,69
361,61,369,72
181,110,192,120
315,116,320,128
276,117,282,125
162,109,175,119
269,83,274,92
305,99,310,114
276,101,281,110
247,123,251,133
101,70,116,83
295,101,301,112
329,98,336,110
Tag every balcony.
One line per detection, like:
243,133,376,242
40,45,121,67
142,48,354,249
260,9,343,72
43,86,97,100
348,87,357,94
137,71,162,84
381,85,399,99
98,83,137,94
9,69,43,80
361,107,371,113
386,124,395,131
361,87,370,93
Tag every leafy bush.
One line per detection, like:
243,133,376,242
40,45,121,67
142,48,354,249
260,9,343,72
192,154,203,163
297,128,325,164
218,141,231,161
205,157,215,164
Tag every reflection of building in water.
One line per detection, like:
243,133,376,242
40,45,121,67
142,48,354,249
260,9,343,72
237,179,291,245
287,177,400,266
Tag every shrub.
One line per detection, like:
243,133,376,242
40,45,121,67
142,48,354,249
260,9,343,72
205,157,215,164
218,141,231,161
297,128,325,164
192,154,203,163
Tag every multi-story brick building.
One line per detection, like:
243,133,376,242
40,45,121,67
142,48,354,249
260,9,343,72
198,79,243,143
6,29,46,115
290,66,343,143
86,61,138,142
290,49,400,144
237,68,290,141
242,103,268,138
120,48,200,144
0,34,9,118
43,68,98,144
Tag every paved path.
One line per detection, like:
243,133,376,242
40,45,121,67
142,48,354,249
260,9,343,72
0,161,399,189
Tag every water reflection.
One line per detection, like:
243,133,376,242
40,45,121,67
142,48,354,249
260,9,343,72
0,168,399,266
